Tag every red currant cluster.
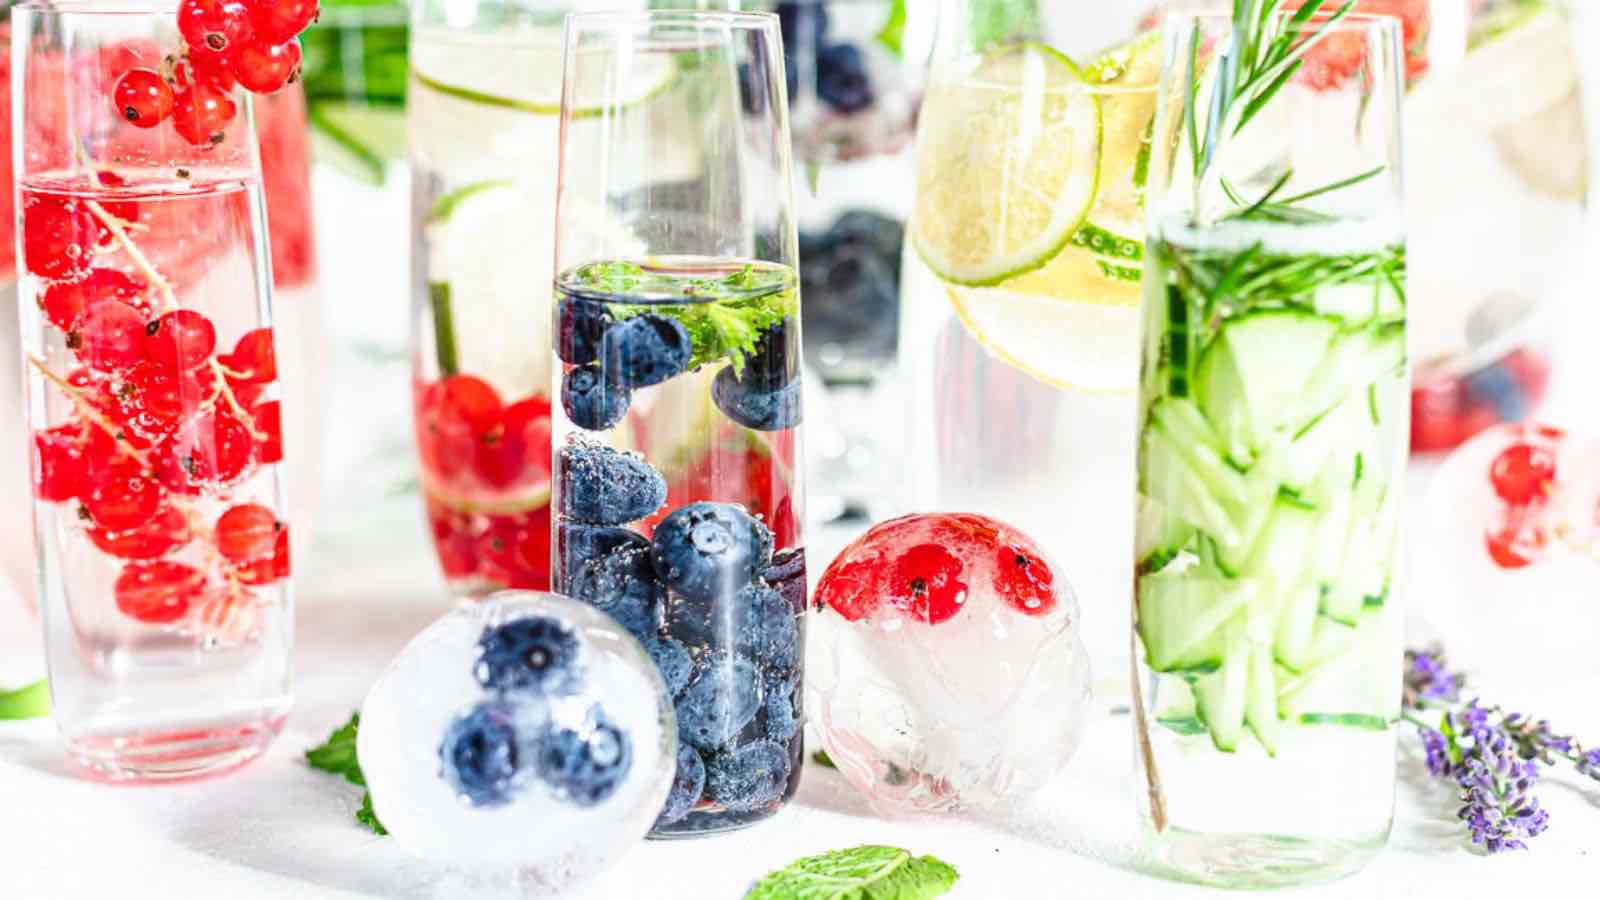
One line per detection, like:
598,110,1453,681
110,0,319,146
414,374,555,592
26,190,287,633
1484,427,1563,569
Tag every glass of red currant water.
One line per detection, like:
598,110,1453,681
551,11,807,837
11,0,313,781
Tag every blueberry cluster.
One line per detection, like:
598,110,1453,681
437,614,632,810
798,210,903,371
556,298,801,433
777,1,875,114
554,442,806,832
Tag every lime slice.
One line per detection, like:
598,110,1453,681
946,285,1141,393
307,101,405,186
912,43,1103,287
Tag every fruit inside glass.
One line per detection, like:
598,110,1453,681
13,1,294,780
550,11,806,837
898,26,1158,694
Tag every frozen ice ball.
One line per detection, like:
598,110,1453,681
810,513,1091,816
358,591,675,885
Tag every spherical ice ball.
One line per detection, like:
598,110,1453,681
358,591,675,887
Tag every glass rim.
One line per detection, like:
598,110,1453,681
13,1,178,15
1165,10,1406,36
565,9,780,32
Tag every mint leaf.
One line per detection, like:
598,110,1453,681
875,0,908,58
356,792,389,835
812,750,836,769
306,712,366,787
0,680,49,720
747,846,958,900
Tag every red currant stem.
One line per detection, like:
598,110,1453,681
26,353,152,468
86,200,178,314
205,358,269,442
212,360,250,380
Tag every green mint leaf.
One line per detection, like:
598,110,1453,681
875,0,908,59
356,792,389,835
812,750,837,769
306,712,366,787
747,846,959,900
0,679,50,720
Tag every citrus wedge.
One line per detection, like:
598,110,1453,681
946,285,1142,393
912,43,1103,287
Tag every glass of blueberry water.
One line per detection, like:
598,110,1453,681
550,10,807,837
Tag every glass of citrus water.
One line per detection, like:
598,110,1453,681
898,9,1159,690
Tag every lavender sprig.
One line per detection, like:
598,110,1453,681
1402,645,1599,854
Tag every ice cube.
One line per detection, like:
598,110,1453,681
809,513,1092,816
358,591,674,890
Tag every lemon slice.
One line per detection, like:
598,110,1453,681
946,285,1141,394
912,43,1103,287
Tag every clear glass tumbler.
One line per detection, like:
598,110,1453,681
1133,10,1408,886
551,10,806,836
14,0,292,781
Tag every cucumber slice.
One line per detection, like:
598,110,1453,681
1278,611,1399,725
1152,398,1251,500
1192,622,1250,753
1136,496,1194,572
1137,574,1257,672
1142,427,1242,546
1195,309,1338,457
1274,582,1323,672
1245,643,1280,756
1295,324,1406,432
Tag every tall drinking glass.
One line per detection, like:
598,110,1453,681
551,10,806,836
1133,10,1407,886
14,1,292,780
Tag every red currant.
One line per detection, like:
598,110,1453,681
244,0,319,44
144,309,217,371
184,51,237,91
22,195,100,281
156,409,255,494
70,300,149,373
232,37,301,94
115,560,205,623
178,0,254,64
1485,526,1536,570
220,327,276,384
235,526,290,585
116,361,213,439
428,504,481,579
515,509,553,586
39,268,148,332
89,505,191,560
891,544,968,624
815,555,882,622
418,375,503,483
34,425,90,502
82,458,164,531
215,503,280,562
993,542,1056,615
113,68,174,128
1489,442,1557,507
250,401,283,464
475,395,553,490
171,81,238,146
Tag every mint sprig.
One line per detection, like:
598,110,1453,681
306,712,387,836
747,846,958,900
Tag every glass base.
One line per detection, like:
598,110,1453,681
1145,826,1387,890
647,806,783,840
65,714,287,784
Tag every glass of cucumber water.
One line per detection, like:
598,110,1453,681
1133,8,1408,887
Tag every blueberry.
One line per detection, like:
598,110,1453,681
665,592,717,648
602,314,692,388
571,546,666,641
733,584,799,671
777,2,828,52
764,675,800,742
557,296,611,365
713,366,803,431
655,744,706,828
651,502,773,604
762,548,808,615
798,228,839,260
556,523,650,589
740,320,800,393
831,209,905,264
562,364,631,431
536,706,632,807
704,740,791,812
1467,363,1529,423
676,654,763,751
800,244,899,361
644,637,693,697
557,440,667,526
817,44,874,114
438,702,524,807
474,617,582,696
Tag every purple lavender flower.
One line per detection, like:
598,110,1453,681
1578,749,1600,781
1404,646,1464,710
1454,725,1550,854
1420,726,1454,777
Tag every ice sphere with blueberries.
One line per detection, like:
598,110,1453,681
357,592,674,887
810,513,1091,816
1419,423,1600,683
